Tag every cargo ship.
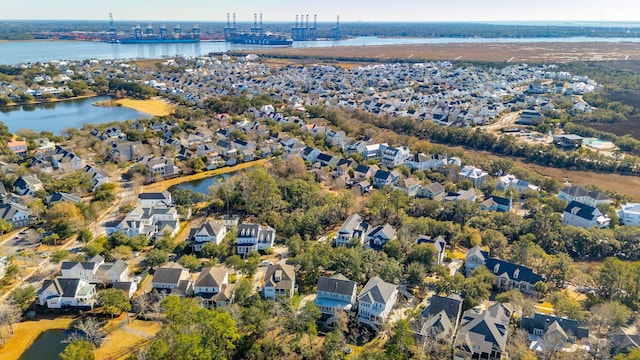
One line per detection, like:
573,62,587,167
226,31,293,46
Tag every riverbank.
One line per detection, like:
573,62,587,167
2,94,97,108
114,98,175,117
0,316,75,360
142,158,269,193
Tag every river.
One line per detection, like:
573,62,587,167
0,96,151,134
3,36,640,65
170,173,232,195
19,329,71,360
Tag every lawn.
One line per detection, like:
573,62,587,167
0,317,75,360
93,319,161,360
115,98,175,117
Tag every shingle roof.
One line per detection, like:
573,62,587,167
264,263,295,290
195,267,229,288
152,266,188,285
358,276,397,305
317,274,357,296
564,200,601,220
457,303,511,355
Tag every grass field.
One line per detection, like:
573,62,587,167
115,98,175,117
94,319,161,360
0,317,75,360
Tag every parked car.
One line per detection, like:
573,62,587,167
260,260,273,266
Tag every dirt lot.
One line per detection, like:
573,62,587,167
238,42,640,64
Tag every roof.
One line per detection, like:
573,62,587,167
423,182,445,194
485,257,543,285
338,214,363,235
423,293,463,322
138,191,171,200
521,313,589,340
358,276,397,305
195,267,229,288
264,263,295,290
416,235,446,254
152,265,188,285
563,200,601,220
457,303,511,355
190,221,226,240
317,274,357,296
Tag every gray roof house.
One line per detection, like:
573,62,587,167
415,235,447,265
193,267,235,308
366,224,397,250
315,274,358,321
189,221,227,252
420,294,463,344
0,203,31,228
44,192,81,207
357,276,398,330
418,182,445,201
562,200,610,228
335,214,369,247
521,313,589,353
14,174,43,196
455,303,511,360
262,263,296,300
236,223,276,256
37,277,97,309
152,264,192,296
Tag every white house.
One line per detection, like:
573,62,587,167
60,256,129,284
193,267,235,308
262,263,296,300
13,175,44,196
0,203,31,228
563,201,610,228
335,214,369,247
236,223,276,255
138,191,173,207
366,224,397,250
152,264,192,296
189,221,227,251
37,278,97,309
558,186,610,208
357,276,398,329
315,274,358,321
381,146,411,168
619,203,640,226
457,166,488,187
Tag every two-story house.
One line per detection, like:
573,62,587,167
558,185,611,208
420,293,463,344
138,191,173,207
457,165,488,187
0,203,31,228
366,224,397,250
193,267,235,308
335,214,369,247
455,303,511,360
418,182,445,201
357,276,398,329
562,201,610,228
415,235,447,265
236,223,276,256
37,278,97,309
618,203,640,226
151,264,192,296
61,255,129,284
13,175,43,196
372,169,400,189
315,274,358,323
480,195,512,212
189,221,227,251
381,146,411,168
262,263,296,300
521,313,589,354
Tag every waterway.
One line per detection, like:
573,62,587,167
0,96,151,134
3,36,640,65
19,329,71,360
170,173,231,195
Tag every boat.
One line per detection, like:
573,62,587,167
226,32,293,46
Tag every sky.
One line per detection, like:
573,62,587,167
3,0,640,23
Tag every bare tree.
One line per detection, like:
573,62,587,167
0,302,22,345
65,318,105,347
25,229,40,258
133,294,152,319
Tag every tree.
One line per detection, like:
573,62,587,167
59,340,95,360
0,302,21,341
386,320,415,360
0,219,12,241
321,329,345,360
406,262,426,286
177,254,200,272
146,249,168,269
45,202,84,239
77,229,93,243
10,285,35,311
97,288,131,318
596,257,626,299
50,250,70,264
92,183,117,203
66,318,105,347
591,301,632,335
405,243,436,271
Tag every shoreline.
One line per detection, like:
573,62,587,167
113,97,175,117
2,94,98,108
0,317,75,360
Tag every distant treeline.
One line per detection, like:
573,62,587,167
2,20,640,39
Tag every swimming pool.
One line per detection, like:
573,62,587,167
583,138,616,150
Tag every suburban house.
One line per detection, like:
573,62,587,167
37,278,97,309
454,303,511,360
609,327,640,356
457,166,488,187
0,203,31,228
61,255,130,284
465,247,544,295
14,174,43,196
372,169,400,189
418,182,445,201
138,191,173,207
30,146,84,173
517,108,543,125
151,264,192,296
415,235,447,265
236,223,276,256
335,213,369,247
189,221,227,251
381,146,411,168
262,263,296,300
562,201,610,228
366,224,397,250
496,174,539,193
44,192,81,207
143,156,180,179
353,164,379,182
442,189,476,203
521,313,589,353
314,274,358,322
553,134,584,150
393,178,422,197
357,276,398,329
480,195,512,212
420,293,463,344
7,140,27,156
106,205,180,239
558,185,611,207
193,267,235,308
618,203,640,226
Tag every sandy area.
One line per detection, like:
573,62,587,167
0,317,75,360
114,98,175,117
141,158,268,192
94,319,161,360
236,42,640,63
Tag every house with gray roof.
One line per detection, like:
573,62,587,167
194,267,235,308
152,264,192,296
189,221,227,251
420,293,463,344
610,327,640,356
415,235,447,265
236,223,276,256
562,200,610,228
372,169,400,189
454,303,511,360
138,191,172,207
558,185,611,207
418,182,445,201
37,277,97,309
335,214,369,247
457,165,488,187
480,195,512,212
315,274,358,321
262,263,296,300
13,174,43,196
521,313,589,354
0,203,31,228
357,276,398,329
366,224,397,250
442,189,476,203
44,192,81,207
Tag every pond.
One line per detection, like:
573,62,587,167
0,96,151,134
20,329,72,360
170,173,232,195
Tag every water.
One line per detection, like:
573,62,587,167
20,329,71,360
0,96,151,134
3,36,640,65
171,173,231,195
